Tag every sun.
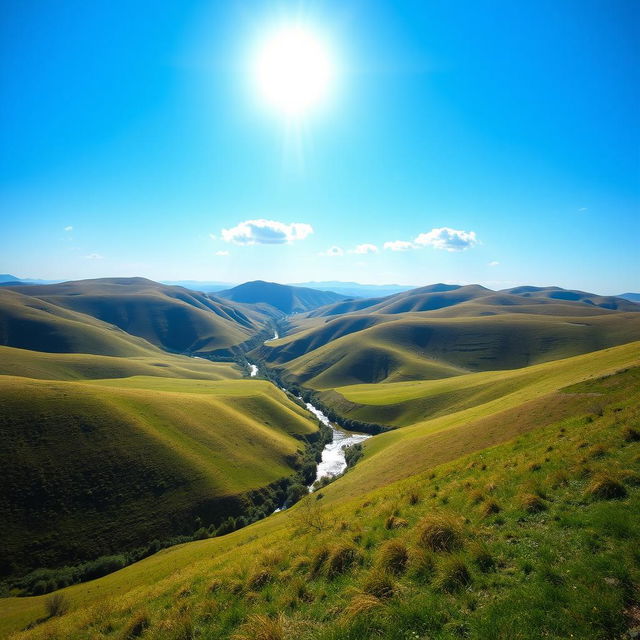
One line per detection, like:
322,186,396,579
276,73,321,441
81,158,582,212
252,25,334,118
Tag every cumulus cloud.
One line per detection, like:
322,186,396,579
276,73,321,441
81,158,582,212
64,225,73,232
488,260,500,267
215,250,230,256
221,219,313,245
414,227,478,252
84,253,103,260
383,240,415,252
319,246,344,257
350,243,379,254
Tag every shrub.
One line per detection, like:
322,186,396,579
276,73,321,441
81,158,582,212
377,539,409,575
587,474,627,500
416,514,463,552
45,592,69,618
519,493,547,513
435,557,472,592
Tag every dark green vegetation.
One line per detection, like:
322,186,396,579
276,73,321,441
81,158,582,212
1,278,640,638
216,280,348,315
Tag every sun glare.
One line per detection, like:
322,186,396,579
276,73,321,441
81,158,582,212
252,25,334,118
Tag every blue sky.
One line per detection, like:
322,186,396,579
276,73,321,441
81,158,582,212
1,0,638,293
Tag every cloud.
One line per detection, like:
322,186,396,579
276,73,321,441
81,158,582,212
414,227,478,252
84,253,103,260
64,225,73,232
319,246,344,257
383,240,415,252
488,260,500,267
215,250,229,256
350,243,379,254
221,219,313,245
209,233,217,241
578,207,588,212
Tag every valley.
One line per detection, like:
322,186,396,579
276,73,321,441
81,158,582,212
0,278,639,639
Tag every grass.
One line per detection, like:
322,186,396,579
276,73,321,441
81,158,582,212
2,361,639,639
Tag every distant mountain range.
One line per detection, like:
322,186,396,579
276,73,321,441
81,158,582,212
619,292,640,303
289,281,413,298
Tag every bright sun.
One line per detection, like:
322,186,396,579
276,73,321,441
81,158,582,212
253,25,334,118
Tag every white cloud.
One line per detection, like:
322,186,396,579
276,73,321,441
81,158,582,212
488,260,500,267
414,227,478,252
383,240,415,252
84,253,103,260
578,207,588,212
221,219,313,245
350,243,379,254
215,250,230,256
64,225,73,232
319,246,344,257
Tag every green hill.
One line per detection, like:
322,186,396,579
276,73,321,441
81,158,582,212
8,278,264,356
261,312,640,388
216,280,349,315
0,375,318,580
2,343,638,639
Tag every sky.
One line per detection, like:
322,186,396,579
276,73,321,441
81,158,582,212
1,0,639,294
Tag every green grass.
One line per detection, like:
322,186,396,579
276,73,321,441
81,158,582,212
0,374,318,580
0,345,241,381
2,361,638,639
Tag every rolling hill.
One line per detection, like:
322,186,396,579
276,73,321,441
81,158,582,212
216,280,349,314
6,278,266,356
258,312,640,388
0,375,318,579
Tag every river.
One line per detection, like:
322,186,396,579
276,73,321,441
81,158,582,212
246,356,371,488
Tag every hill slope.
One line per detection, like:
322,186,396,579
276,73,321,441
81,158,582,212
0,375,317,579
217,280,349,314
7,278,264,356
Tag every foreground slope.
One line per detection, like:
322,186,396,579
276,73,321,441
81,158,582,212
0,375,318,579
7,278,263,356
2,345,638,639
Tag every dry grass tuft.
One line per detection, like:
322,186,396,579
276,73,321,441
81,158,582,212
232,614,289,640
588,444,608,459
407,489,421,505
587,473,627,500
343,593,384,621
623,426,640,442
416,514,464,552
481,499,501,517
361,569,395,599
247,568,273,591
519,492,547,513
469,489,484,504
385,515,408,530
377,539,409,575
325,543,361,577
409,548,436,583
470,543,495,573
121,609,150,638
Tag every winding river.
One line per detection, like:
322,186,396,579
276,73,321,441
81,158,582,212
247,350,371,488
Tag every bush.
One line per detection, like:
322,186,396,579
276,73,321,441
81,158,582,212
45,592,69,618
416,514,464,552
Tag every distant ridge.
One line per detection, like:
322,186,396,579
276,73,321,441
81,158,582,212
216,280,349,314
619,292,640,303
290,281,413,298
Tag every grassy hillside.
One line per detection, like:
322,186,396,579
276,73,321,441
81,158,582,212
2,347,638,639
216,280,348,315
0,345,241,381
0,289,160,357
0,375,318,581
8,278,264,356
262,312,640,388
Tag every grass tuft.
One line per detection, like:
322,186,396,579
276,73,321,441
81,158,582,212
232,614,288,640
481,499,501,517
121,609,150,638
45,592,69,618
361,569,396,599
519,492,547,513
435,557,472,593
416,514,464,552
377,539,409,575
385,515,408,530
587,473,628,500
